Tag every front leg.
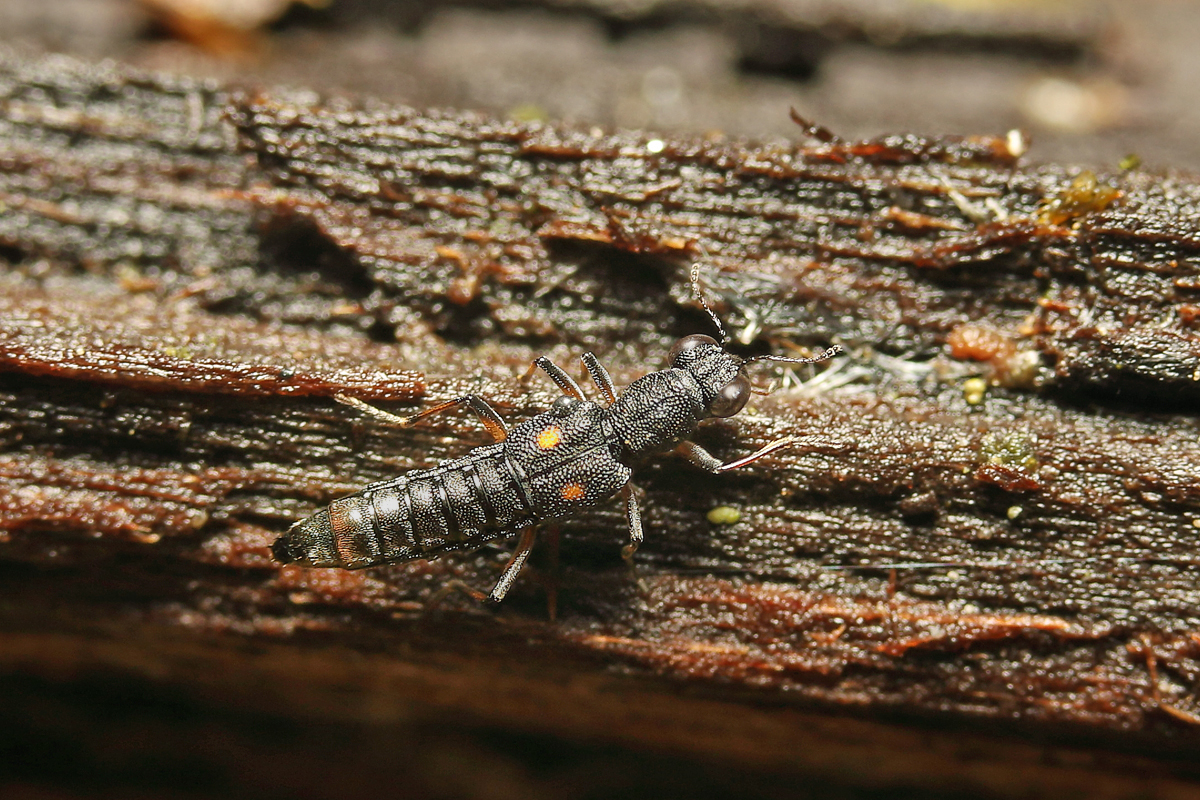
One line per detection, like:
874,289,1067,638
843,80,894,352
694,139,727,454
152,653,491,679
675,437,798,473
581,352,618,406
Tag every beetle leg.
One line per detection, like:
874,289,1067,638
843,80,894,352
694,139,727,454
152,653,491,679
543,525,561,622
581,352,618,406
335,394,508,442
619,483,644,560
425,528,535,607
487,526,538,603
675,437,798,473
426,579,488,608
522,357,586,400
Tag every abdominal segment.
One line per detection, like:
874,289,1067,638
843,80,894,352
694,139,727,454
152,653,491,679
274,448,535,569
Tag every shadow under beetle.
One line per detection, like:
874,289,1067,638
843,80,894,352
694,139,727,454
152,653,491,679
272,266,842,602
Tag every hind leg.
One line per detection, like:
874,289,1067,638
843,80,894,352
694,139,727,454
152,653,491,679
336,394,508,442
486,526,538,603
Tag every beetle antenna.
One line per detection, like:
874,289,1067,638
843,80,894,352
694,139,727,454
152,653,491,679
689,263,729,344
744,345,844,366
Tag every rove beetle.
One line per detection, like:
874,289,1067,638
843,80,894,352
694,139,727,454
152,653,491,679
272,266,842,602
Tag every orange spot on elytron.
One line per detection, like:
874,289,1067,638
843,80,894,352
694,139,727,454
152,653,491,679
560,482,585,502
536,425,562,450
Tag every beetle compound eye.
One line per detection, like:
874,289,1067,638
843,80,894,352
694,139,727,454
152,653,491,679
667,334,717,366
709,373,751,417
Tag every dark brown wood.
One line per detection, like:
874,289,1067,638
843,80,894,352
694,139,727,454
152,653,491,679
3,48,1200,797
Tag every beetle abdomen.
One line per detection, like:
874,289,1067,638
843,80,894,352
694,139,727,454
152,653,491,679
273,446,536,569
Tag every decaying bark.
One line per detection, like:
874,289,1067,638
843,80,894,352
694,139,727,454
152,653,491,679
3,48,1200,792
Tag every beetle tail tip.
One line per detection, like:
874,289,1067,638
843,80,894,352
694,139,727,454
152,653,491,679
271,530,308,565
270,536,294,564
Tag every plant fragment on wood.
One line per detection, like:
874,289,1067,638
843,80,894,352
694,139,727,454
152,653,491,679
2,50,1200,740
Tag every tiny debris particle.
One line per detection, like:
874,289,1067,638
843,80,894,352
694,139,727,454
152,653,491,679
979,431,1039,472
1005,129,1028,159
948,324,1016,363
963,377,988,405
707,505,741,525
646,139,665,154
1007,505,1023,520
997,350,1042,389
1037,170,1122,226
1193,519,1200,529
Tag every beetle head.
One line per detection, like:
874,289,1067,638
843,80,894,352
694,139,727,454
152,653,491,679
667,333,752,417
672,264,841,418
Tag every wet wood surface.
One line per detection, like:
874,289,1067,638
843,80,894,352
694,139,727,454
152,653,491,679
3,48,1200,797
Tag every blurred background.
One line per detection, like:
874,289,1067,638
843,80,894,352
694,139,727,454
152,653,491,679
2,0,1198,170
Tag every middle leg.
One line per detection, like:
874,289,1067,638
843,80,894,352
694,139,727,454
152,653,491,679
619,482,644,561
521,357,586,401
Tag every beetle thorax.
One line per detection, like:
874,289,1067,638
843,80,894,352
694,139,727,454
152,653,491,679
608,370,707,459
